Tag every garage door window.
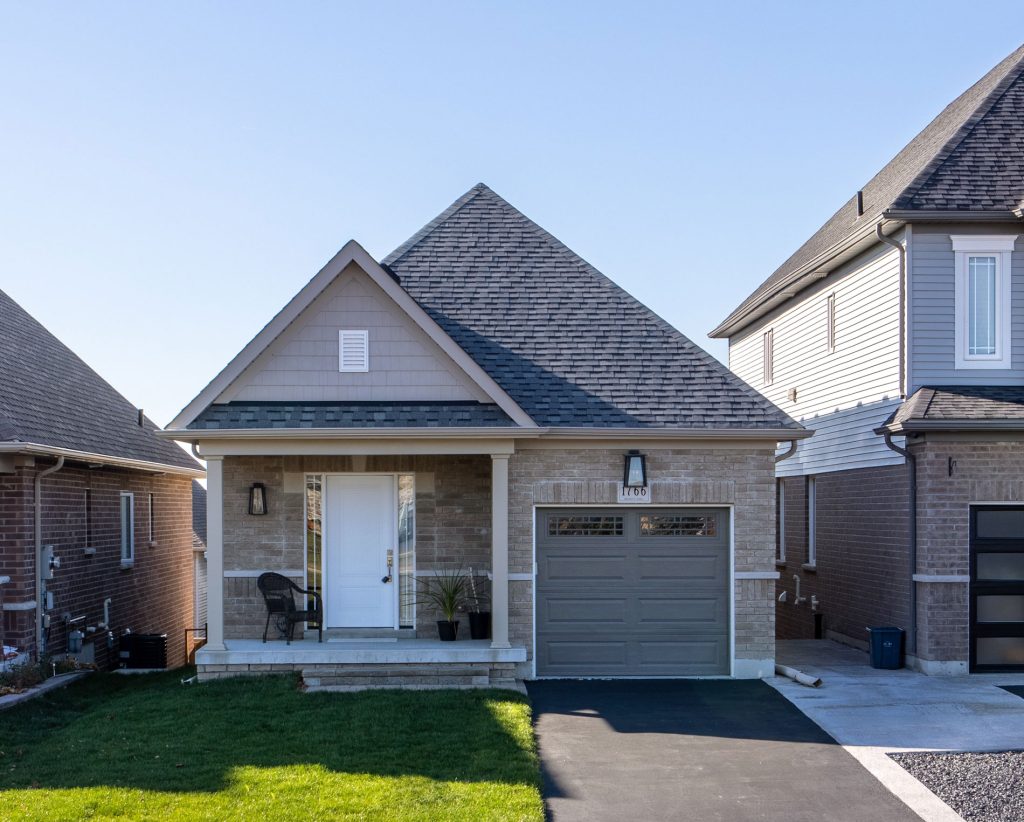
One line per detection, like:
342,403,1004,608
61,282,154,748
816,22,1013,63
640,514,718,537
548,515,624,537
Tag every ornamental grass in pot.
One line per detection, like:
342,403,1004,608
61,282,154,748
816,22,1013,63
418,567,469,641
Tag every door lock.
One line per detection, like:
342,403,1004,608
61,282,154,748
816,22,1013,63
381,549,394,584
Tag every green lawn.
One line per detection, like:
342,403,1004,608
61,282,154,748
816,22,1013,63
0,670,544,821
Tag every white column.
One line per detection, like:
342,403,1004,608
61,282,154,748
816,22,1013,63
490,454,511,649
205,456,226,651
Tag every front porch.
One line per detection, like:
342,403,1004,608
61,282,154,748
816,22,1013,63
196,637,527,689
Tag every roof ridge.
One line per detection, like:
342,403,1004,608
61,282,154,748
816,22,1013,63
381,183,488,268
474,186,802,428
894,47,1024,208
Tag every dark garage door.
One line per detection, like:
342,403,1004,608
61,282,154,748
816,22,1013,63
536,507,730,677
971,505,1024,672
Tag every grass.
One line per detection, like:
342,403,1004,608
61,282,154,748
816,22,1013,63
0,669,544,821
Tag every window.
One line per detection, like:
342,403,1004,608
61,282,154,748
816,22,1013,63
763,328,774,385
639,515,717,537
826,293,836,353
338,329,369,372
85,489,93,548
549,516,624,537
806,477,816,567
148,493,155,544
120,492,135,565
952,235,1016,369
777,479,786,562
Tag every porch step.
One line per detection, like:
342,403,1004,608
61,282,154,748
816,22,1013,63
299,663,523,692
311,628,416,641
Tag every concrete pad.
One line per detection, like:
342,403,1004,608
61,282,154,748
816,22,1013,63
772,640,1024,821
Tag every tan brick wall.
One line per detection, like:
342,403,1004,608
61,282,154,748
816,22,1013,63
911,438,1024,665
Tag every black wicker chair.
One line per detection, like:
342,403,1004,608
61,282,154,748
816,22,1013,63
256,572,323,644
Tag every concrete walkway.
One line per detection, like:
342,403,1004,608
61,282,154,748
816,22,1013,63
773,640,1024,822
528,679,920,822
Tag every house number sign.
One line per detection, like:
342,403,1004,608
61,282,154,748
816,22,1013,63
617,485,650,504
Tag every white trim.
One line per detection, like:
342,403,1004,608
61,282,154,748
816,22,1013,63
0,442,202,477
912,574,969,583
952,235,1016,370
167,240,536,429
531,503,737,680
735,571,780,580
224,569,305,578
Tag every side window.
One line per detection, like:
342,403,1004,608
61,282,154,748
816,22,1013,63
120,492,135,565
763,328,774,386
826,293,836,353
952,235,1015,369
806,477,816,567
777,479,786,562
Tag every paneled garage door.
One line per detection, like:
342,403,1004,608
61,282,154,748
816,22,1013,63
535,507,730,677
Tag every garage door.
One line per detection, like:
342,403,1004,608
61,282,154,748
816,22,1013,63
536,507,730,677
971,505,1024,672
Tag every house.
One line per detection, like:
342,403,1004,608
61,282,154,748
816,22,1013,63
713,44,1024,674
163,183,806,686
0,288,204,668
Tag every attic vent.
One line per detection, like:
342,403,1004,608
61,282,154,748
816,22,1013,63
338,330,369,372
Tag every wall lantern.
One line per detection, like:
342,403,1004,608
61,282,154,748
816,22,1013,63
623,451,647,488
248,483,268,515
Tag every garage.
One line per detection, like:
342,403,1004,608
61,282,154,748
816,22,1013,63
970,505,1024,672
535,507,730,677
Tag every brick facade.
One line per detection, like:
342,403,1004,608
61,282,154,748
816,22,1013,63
0,461,195,668
775,465,911,646
218,443,778,678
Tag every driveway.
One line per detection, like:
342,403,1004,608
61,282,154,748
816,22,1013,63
527,679,920,822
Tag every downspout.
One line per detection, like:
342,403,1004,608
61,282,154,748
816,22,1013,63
882,433,917,655
774,440,798,464
35,456,65,657
875,223,907,398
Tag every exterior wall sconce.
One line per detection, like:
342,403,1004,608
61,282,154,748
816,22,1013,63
248,483,268,515
623,451,647,488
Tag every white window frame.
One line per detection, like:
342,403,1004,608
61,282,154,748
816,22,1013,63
763,328,774,386
338,329,369,372
952,235,1016,370
826,292,836,353
120,492,135,567
806,476,816,568
148,492,155,545
777,479,786,563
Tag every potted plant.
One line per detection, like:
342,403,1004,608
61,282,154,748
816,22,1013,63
418,567,469,641
467,567,491,640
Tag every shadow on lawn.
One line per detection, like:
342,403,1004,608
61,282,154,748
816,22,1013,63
0,669,538,794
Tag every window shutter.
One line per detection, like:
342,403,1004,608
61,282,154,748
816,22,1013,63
338,330,369,372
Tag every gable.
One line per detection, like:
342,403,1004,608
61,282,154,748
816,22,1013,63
216,261,492,404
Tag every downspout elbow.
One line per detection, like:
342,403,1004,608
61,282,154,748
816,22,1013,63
775,440,798,463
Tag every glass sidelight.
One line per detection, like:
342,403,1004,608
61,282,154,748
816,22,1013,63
305,476,323,610
398,474,415,628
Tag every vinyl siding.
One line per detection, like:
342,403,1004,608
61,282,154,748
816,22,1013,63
217,262,490,403
909,224,1024,391
729,239,904,475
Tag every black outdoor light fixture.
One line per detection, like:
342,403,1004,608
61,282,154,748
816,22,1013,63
623,451,647,488
248,483,268,516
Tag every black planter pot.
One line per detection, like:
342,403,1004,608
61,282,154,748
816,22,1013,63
469,611,492,640
437,620,460,641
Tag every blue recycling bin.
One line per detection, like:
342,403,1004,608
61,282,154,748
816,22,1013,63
867,626,904,669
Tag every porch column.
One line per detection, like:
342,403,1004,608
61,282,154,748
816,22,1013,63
490,454,511,649
205,456,226,651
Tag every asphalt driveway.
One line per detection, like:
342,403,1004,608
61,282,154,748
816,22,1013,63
527,679,921,822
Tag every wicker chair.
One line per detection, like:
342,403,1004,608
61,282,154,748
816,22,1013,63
257,572,323,644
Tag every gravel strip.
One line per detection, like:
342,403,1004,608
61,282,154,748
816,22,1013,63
890,750,1024,822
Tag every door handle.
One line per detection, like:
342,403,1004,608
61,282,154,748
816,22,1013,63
382,549,394,584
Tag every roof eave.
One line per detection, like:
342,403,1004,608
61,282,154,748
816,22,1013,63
0,442,204,477
882,208,1023,222
876,419,1024,435
711,217,902,339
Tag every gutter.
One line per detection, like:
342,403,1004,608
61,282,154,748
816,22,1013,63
162,426,814,442
35,457,64,658
875,223,907,398
0,442,204,478
880,433,917,656
883,209,1022,222
880,419,1024,434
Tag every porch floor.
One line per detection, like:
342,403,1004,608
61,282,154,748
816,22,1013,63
197,638,527,667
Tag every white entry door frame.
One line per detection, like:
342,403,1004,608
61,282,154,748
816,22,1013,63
324,474,399,629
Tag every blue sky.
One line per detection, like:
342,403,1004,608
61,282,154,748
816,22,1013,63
2,3,1023,427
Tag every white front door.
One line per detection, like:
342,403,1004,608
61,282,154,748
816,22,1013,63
325,475,396,628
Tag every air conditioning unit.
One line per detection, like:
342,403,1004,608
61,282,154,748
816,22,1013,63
118,633,167,669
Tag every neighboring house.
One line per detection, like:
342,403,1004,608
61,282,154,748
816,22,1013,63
192,480,208,632
0,288,204,668
163,183,805,686
713,44,1024,674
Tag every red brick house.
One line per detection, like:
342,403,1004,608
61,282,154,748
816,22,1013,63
0,288,204,669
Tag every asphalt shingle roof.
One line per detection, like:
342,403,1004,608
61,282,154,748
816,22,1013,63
189,401,515,429
886,385,1024,428
716,43,1024,337
381,185,799,430
0,288,200,470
